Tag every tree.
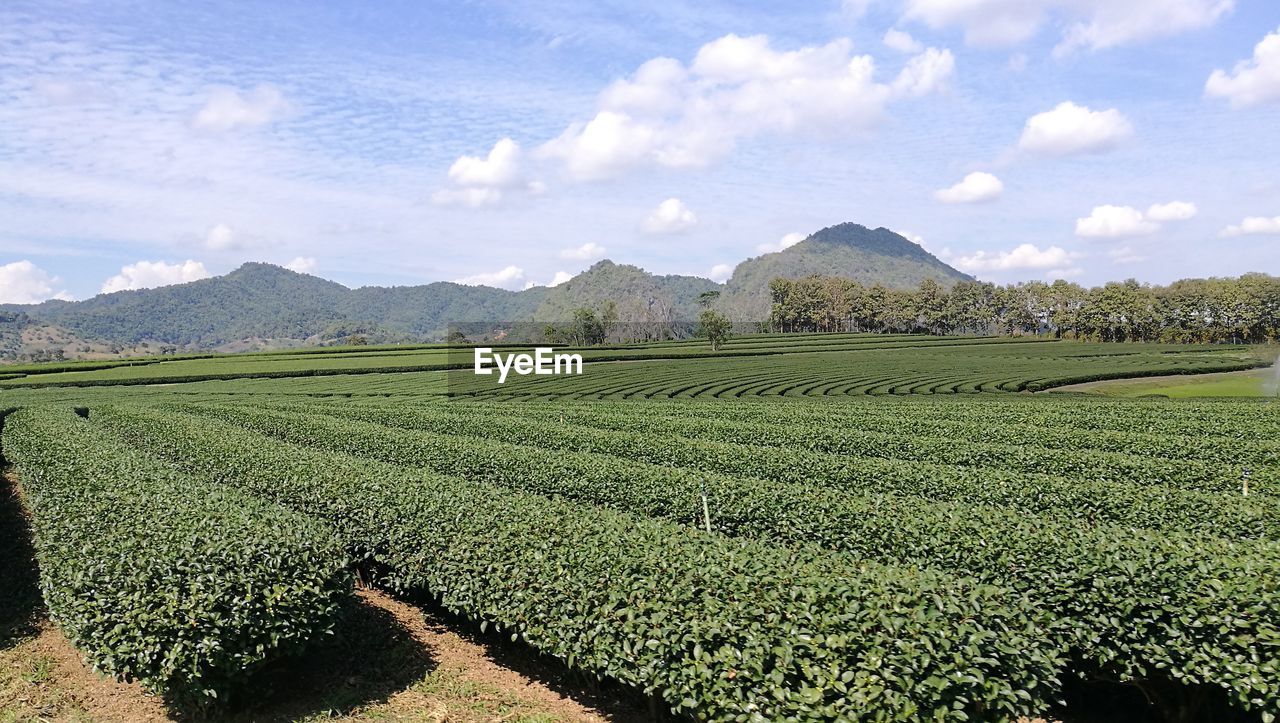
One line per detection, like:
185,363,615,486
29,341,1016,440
699,309,732,351
697,290,721,308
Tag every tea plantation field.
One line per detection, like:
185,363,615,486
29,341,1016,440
0,337,1277,721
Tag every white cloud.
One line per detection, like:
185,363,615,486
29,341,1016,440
559,242,606,260
902,0,1233,53
432,138,544,207
1075,205,1159,238
643,198,698,234
453,265,526,290
1076,202,1196,238
757,231,806,253
191,84,291,132
523,270,575,289
1018,102,1132,156
934,171,1003,203
539,34,954,180
447,137,522,188
951,243,1079,272
891,47,955,97
203,223,240,251
883,29,924,53
708,263,734,282
100,260,211,294
1145,201,1197,222
1206,27,1280,108
1219,216,1280,237
0,260,73,303
285,256,317,274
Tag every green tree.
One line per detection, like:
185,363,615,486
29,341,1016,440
699,309,733,351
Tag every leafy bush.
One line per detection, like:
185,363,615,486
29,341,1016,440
88,404,1062,721
1,407,350,706
141,401,1280,718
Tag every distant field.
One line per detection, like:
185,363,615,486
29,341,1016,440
1054,366,1278,398
0,334,1263,398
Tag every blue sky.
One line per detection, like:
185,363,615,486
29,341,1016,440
1,0,1278,301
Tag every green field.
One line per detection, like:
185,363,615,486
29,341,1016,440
2,335,1278,722
1056,366,1279,398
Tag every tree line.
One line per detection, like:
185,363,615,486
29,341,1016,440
768,273,1280,343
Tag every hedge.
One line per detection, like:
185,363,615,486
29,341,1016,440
0,407,350,706
87,403,1062,721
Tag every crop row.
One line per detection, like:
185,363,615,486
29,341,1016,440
0,407,349,705
93,403,1280,718
447,397,1279,469
310,399,1272,497
236,400,1279,539
83,403,1062,721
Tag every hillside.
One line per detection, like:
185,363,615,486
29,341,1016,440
533,260,719,323
716,223,971,320
3,222,973,356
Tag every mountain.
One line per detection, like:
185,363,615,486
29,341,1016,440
715,223,971,320
2,222,972,358
534,261,720,322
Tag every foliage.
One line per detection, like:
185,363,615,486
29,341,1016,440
0,407,350,706
767,272,1280,343
83,404,1062,721
698,309,732,350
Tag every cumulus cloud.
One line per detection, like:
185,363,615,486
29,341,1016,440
453,265,526,290
1018,102,1133,156
1075,205,1158,238
757,231,806,253
432,138,545,207
538,34,955,180
643,198,698,234
902,0,1233,53
192,84,291,132
101,260,211,294
204,223,240,251
1076,202,1196,238
285,256,317,273
1206,27,1280,108
934,171,1003,203
1145,201,1197,222
883,29,924,53
559,242,606,260
447,137,522,188
950,243,1080,272
1219,216,1280,237
0,260,73,303
523,270,575,289
708,263,735,282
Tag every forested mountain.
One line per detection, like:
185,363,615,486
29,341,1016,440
534,260,719,323
2,259,722,355
715,223,971,320
0,223,984,358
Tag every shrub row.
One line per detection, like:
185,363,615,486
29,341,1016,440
479,398,1279,471
108,403,1280,717
0,407,350,706
331,399,1274,498
87,403,1062,721
252,400,1280,540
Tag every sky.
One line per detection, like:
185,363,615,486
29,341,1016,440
1,0,1279,302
